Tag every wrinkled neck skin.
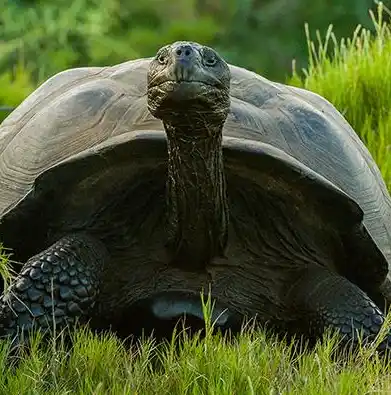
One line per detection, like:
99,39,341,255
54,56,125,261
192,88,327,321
164,118,229,269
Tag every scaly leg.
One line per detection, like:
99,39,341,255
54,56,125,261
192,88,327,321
286,265,391,352
0,233,108,343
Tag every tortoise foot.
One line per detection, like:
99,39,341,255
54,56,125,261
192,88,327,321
0,233,107,342
287,266,391,353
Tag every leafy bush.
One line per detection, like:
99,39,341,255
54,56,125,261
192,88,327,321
0,0,220,83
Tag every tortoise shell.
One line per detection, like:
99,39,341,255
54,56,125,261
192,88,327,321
0,58,390,303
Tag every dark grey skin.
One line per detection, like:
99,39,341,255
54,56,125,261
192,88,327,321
0,41,390,352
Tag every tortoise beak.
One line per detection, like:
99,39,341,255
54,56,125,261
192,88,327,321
171,43,199,82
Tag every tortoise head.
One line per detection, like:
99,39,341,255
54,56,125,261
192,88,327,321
147,41,231,130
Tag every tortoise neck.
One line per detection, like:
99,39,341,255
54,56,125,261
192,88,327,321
164,121,229,269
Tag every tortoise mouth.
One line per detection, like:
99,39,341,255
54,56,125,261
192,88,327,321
115,291,243,341
147,79,230,121
149,79,225,90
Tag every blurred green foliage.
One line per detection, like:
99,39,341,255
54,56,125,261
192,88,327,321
0,0,389,121
0,0,386,79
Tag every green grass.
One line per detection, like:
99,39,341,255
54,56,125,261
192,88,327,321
290,2,391,188
1,3,391,394
0,309,391,394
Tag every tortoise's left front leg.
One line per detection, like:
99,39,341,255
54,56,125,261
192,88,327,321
0,232,108,342
285,265,391,353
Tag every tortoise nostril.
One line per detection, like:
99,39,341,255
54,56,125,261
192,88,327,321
174,45,194,60
174,48,191,56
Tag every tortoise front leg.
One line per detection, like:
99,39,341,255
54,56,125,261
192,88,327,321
286,265,391,351
0,233,107,342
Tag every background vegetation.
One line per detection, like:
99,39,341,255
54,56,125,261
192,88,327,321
290,5,391,188
0,0,390,122
1,1,391,394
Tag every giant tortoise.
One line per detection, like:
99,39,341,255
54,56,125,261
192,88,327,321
0,41,390,350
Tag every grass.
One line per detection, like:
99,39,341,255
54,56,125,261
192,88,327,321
1,309,391,395
1,3,391,394
290,2,391,188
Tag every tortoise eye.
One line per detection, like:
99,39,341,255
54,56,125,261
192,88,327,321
157,54,167,65
205,57,217,67
203,51,217,67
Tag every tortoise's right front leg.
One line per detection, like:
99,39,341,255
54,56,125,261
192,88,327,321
0,233,108,341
